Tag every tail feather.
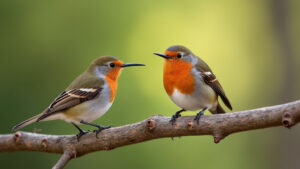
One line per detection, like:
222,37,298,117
220,94,232,110
12,114,42,131
210,103,226,114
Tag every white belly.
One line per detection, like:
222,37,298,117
75,96,112,123
73,83,112,123
170,75,217,111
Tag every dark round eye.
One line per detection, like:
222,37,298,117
109,63,115,68
177,53,182,58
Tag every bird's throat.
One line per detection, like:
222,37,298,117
105,68,121,102
163,60,195,95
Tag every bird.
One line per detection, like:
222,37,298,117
12,56,145,140
154,45,232,125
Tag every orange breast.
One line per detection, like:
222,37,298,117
105,68,121,102
163,59,195,95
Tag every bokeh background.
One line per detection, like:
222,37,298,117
0,0,299,169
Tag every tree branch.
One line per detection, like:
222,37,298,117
52,149,73,169
1,100,300,168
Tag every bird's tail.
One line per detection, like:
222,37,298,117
12,114,42,131
210,103,226,114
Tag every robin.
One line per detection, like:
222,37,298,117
154,45,232,125
12,56,145,139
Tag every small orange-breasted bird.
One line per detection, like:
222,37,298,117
154,45,232,124
12,56,145,139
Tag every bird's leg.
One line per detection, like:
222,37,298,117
170,109,185,125
72,122,88,141
80,120,112,138
194,107,207,125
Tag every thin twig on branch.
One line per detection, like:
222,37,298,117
1,100,300,169
52,149,73,169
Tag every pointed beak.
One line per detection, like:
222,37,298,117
153,52,172,59
121,63,145,67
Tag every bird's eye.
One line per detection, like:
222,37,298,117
177,53,182,58
109,63,115,68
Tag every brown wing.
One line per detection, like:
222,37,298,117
196,58,232,110
37,87,102,121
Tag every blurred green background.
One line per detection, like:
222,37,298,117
0,0,299,169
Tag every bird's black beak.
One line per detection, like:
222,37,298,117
121,63,145,67
153,52,172,59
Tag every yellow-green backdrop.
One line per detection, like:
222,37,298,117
0,0,299,169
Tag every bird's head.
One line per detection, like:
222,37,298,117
89,56,145,80
154,45,197,65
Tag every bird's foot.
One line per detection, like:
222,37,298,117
72,122,89,141
76,130,89,141
169,114,178,125
194,107,207,125
194,113,202,125
169,114,180,125
169,109,185,125
94,125,112,138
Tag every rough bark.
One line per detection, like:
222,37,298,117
0,100,299,169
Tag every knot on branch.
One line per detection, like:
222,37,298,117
14,132,22,143
41,139,47,148
187,121,194,130
282,111,295,128
213,131,228,144
66,144,77,158
146,119,156,131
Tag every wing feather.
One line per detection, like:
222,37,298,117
37,87,102,121
196,59,232,110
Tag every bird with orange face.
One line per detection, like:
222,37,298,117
154,45,232,124
12,56,145,140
